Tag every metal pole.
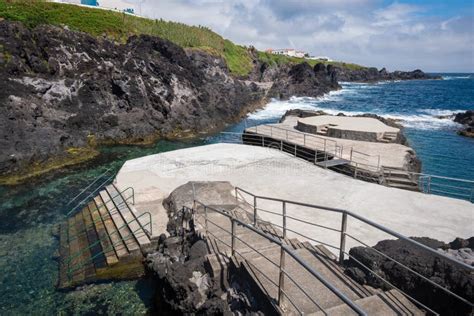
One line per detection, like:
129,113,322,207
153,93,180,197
427,176,431,194
282,201,287,239
294,144,297,156
350,148,353,161
231,218,235,256
304,133,306,146
262,136,264,147
234,187,238,203
253,196,257,226
280,140,283,151
277,246,286,306
339,212,347,264
204,206,208,234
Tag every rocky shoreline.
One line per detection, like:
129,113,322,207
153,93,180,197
0,20,437,184
454,110,474,138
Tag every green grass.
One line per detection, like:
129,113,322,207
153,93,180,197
257,51,366,70
0,0,365,75
0,0,254,75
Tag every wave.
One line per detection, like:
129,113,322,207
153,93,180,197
418,109,465,116
442,75,472,80
247,90,347,120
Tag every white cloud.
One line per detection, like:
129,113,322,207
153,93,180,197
130,0,474,72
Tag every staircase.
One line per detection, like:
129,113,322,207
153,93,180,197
194,203,424,315
57,184,153,289
380,131,398,143
383,167,420,191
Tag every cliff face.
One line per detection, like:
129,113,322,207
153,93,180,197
0,21,269,181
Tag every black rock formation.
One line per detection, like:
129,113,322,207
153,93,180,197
267,62,340,99
345,237,473,315
0,21,266,180
332,66,440,82
454,110,474,138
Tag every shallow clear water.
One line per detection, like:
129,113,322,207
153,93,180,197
1,75,473,313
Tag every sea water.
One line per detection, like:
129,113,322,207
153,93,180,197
1,75,473,313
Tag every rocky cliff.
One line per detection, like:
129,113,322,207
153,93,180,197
0,20,437,184
0,21,265,184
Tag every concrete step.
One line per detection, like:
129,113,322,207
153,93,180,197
68,213,91,284
106,185,151,251
81,205,107,271
309,289,425,316
99,189,141,255
301,242,374,298
242,246,372,314
94,195,129,259
383,171,411,179
86,201,119,266
386,177,418,186
387,182,420,191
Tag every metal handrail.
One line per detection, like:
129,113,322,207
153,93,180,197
235,186,472,270
66,193,135,243
67,168,114,206
233,186,473,314
65,212,152,269
111,185,149,237
222,132,473,202
66,173,116,217
66,212,152,279
193,200,367,315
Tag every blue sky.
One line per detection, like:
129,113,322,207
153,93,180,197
127,0,474,72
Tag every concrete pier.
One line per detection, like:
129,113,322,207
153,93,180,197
115,144,473,252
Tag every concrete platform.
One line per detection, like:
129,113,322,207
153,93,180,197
114,144,473,253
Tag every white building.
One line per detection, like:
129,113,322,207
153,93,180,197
266,48,307,58
51,0,138,15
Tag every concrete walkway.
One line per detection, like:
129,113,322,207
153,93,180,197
115,144,473,252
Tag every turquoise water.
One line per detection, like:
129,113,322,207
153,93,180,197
0,140,202,314
1,75,473,314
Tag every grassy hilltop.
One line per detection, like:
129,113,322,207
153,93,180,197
0,0,364,75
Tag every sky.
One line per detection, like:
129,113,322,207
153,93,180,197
121,0,473,72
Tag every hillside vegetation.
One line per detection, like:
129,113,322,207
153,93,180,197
0,0,365,76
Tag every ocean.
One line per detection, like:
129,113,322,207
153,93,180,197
0,74,473,313
217,74,474,181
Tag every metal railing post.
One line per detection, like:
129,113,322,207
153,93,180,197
277,246,286,307
339,212,348,264
253,196,257,226
204,206,209,234
304,133,306,146
350,148,353,161
427,176,431,193
294,144,297,156
231,218,236,256
262,136,265,147
280,140,283,151
354,164,358,179
282,201,287,239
